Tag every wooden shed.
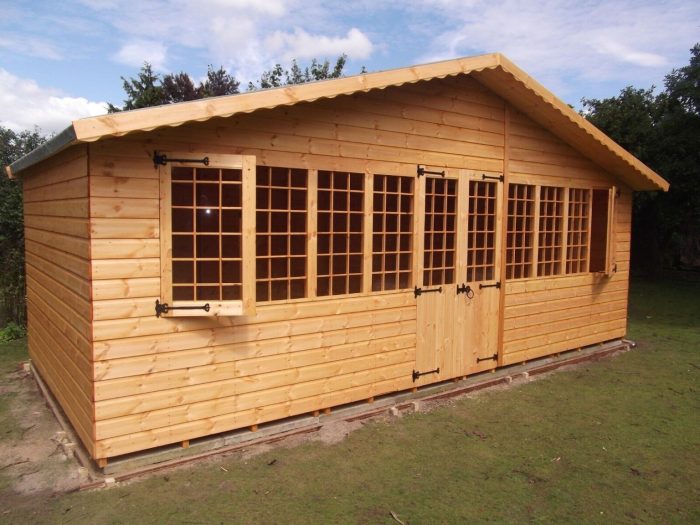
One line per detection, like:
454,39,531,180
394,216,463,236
7,53,668,466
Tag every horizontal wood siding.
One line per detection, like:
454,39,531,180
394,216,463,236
501,109,632,364
88,75,504,458
16,74,632,460
22,145,95,456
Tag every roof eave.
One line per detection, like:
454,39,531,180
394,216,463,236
6,125,78,178
6,52,669,193
473,57,669,192
70,53,504,143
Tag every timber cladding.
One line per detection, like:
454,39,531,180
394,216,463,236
19,66,647,463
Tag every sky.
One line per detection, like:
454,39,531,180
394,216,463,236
1,0,698,134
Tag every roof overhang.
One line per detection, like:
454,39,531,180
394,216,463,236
7,53,668,191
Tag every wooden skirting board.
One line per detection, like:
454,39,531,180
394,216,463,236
28,337,632,485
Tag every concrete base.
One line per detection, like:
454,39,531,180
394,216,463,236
32,338,631,487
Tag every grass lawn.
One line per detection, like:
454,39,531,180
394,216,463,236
1,277,698,524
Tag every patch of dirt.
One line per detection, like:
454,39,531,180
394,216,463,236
235,419,366,463
0,367,88,502
312,419,366,445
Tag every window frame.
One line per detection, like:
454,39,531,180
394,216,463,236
504,182,617,281
589,185,617,276
159,152,256,317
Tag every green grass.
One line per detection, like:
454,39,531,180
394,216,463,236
1,278,698,524
0,336,27,376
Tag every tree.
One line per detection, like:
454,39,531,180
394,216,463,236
201,65,240,97
582,44,700,274
162,72,200,103
109,63,241,112
0,126,47,326
247,55,348,90
110,56,350,111
108,63,168,112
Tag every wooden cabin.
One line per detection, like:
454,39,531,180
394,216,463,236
7,53,668,465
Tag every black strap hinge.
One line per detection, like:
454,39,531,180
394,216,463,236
412,368,440,382
417,165,445,178
477,354,498,363
153,151,210,168
155,300,211,317
414,286,442,298
479,282,501,289
481,173,504,182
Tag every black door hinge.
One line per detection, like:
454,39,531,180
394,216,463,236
417,165,445,178
414,286,442,298
477,354,498,363
481,173,504,182
153,151,210,168
412,368,440,382
479,282,501,289
155,300,211,317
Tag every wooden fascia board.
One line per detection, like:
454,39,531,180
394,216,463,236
71,53,503,143
6,125,79,179
474,59,669,192
10,52,669,193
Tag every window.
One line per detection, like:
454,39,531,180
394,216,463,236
506,183,535,279
537,186,564,277
372,175,413,291
255,166,308,302
423,177,457,286
466,180,497,282
589,187,616,274
160,153,256,316
317,171,364,296
566,188,590,274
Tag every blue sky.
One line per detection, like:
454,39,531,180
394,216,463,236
1,0,698,134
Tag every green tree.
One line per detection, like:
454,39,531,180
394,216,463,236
0,126,47,326
109,63,241,112
582,44,700,273
201,65,240,97
162,72,200,103
108,62,168,112
247,55,348,90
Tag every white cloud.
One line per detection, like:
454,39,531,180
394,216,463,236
0,68,107,134
592,39,667,68
114,39,169,71
0,35,62,60
410,0,699,98
74,0,376,84
266,27,374,61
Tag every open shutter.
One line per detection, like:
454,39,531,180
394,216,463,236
158,153,256,317
605,186,617,276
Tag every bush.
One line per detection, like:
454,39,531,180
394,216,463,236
0,322,26,342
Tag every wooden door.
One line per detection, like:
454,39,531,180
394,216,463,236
414,171,503,385
414,174,459,385
455,174,503,374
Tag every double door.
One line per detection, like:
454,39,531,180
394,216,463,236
414,170,503,385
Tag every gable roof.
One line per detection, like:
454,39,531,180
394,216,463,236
7,53,668,191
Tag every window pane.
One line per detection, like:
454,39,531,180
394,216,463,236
256,166,308,302
170,166,244,302
371,175,413,291
566,188,590,274
537,186,564,277
505,184,535,280
316,171,364,296
466,181,498,283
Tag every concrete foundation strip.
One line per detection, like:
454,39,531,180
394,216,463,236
29,338,631,490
